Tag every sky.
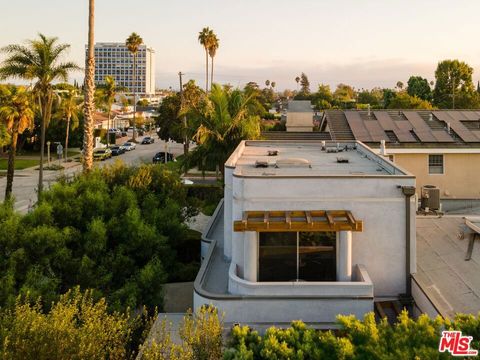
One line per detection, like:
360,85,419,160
2,0,480,91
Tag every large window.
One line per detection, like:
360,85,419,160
429,154,444,174
259,232,336,282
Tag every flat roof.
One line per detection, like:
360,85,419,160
415,216,480,318
228,141,411,177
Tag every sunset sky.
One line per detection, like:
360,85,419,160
2,0,480,90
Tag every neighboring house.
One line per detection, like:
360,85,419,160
322,110,480,200
286,100,314,132
194,140,416,326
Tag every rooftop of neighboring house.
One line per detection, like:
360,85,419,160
321,110,480,148
415,215,480,318
226,140,413,177
287,100,313,112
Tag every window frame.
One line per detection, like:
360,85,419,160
428,154,444,175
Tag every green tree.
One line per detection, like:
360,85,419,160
0,288,132,359
57,88,81,159
357,88,383,107
83,0,96,172
299,72,310,95
313,84,333,109
407,76,432,101
198,27,214,92
334,83,356,108
0,34,79,198
433,59,476,109
387,91,433,109
96,76,125,146
189,84,261,177
126,32,144,142
156,93,182,142
0,86,35,201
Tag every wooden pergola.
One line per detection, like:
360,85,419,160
234,210,363,232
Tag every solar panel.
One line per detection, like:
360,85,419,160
344,111,372,141
374,111,396,130
435,112,479,142
403,111,437,142
460,111,480,121
364,120,389,142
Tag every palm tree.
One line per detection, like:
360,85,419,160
271,81,276,89
295,76,300,91
0,86,34,200
265,80,270,88
0,34,79,198
198,27,214,92
190,84,261,178
126,32,143,142
58,89,81,160
96,76,125,146
83,0,96,172
208,33,219,91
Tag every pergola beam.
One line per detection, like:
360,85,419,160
233,210,363,232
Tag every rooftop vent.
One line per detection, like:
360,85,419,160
336,157,349,163
275,158,311,168
267,150,279,156
255,160,269,168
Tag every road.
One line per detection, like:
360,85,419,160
0,136,186,213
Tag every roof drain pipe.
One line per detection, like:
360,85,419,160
400,185,416,306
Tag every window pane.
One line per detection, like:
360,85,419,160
429,155,443,174
259,232,297,281
299,232,336,281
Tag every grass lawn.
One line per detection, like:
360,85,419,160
0,159,39,170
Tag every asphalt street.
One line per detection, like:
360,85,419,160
0,135,186,213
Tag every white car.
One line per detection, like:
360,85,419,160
122,142,136,151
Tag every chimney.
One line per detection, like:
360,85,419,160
447,122,451,134
321,140,326,150
367,104,371,117
429,113,433,122
380,140,387,156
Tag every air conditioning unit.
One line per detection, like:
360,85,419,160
421,185,440,211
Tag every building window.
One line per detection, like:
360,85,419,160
258,232,336,282
428,154,444,174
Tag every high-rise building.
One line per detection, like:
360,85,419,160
88,42,155,95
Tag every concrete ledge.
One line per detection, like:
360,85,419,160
228,263,373,297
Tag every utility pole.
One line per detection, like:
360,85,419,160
178,71,188,157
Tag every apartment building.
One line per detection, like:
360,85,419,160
88,42,156,95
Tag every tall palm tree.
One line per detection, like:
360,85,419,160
208,33,219,91
265,80,270,88
0,34,79,198
0,86,34,200
126,32,143,142
96,76,125,146
198,27,214,92
58,89,81,160
295,76,300,91
83,0,96,172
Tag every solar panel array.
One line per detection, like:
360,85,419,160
332,110,480,144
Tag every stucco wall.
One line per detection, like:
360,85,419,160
393,153,480,199
228,175,416,297
286,112,313,132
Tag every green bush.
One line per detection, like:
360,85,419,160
224,311,480,360
0,288,133,360
0,161,198,312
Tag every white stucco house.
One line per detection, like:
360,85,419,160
194,140,416,326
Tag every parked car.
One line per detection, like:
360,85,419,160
181,179,194,185
141,136,155,144
122,142,136,151
93,148,112,161
121,131,128,137
110,146,125,156
153,152,174,164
